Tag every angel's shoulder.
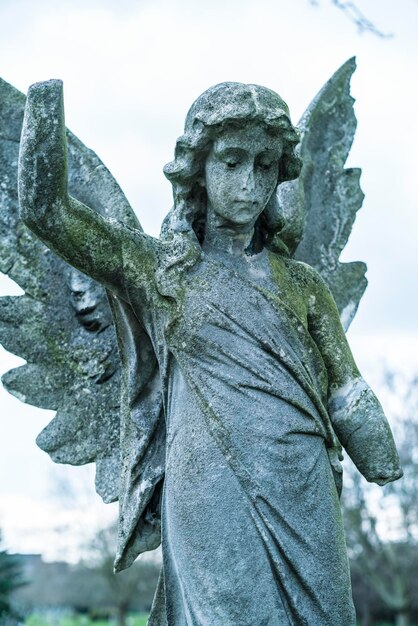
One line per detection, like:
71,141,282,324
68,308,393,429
274,256,335,308
273,255,322,291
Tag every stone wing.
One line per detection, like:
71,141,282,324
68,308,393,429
277,58,367,330
0,77,140,503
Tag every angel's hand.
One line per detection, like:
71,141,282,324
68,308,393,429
373,470,404,487
19,79,68,226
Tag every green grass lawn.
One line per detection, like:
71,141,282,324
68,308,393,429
25,614,149,626
24,616,418,626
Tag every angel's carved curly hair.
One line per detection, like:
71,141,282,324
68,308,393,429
161,82,301,253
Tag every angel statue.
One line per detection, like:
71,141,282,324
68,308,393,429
0,58,402,625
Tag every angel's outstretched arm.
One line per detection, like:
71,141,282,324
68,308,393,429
18,80,154,300
304,264,403,485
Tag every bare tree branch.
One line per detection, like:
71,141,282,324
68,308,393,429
309,0,394,38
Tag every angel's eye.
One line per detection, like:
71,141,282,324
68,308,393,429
256,160,275,171
215,148,243,169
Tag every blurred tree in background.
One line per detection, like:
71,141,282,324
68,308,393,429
85,523,159,626
12,466,161,625
13,524,160,625
344,372,418,626
0,532,25,624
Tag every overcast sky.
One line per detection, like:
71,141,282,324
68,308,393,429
0,0,417,559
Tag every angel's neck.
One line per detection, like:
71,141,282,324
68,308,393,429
203,209,254,258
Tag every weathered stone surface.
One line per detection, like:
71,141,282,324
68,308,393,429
1,62,403,625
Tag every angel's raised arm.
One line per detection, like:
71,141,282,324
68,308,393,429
18,80,155,300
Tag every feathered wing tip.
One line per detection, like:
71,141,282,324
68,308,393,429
278,58,367,330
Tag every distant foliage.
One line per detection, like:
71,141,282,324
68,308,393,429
12,549,159,626
0,532,25,623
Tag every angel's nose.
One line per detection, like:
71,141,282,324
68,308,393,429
241,166,255,192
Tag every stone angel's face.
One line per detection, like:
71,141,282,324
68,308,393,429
204,123,283,231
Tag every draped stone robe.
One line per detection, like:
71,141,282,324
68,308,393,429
114,244,356,626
